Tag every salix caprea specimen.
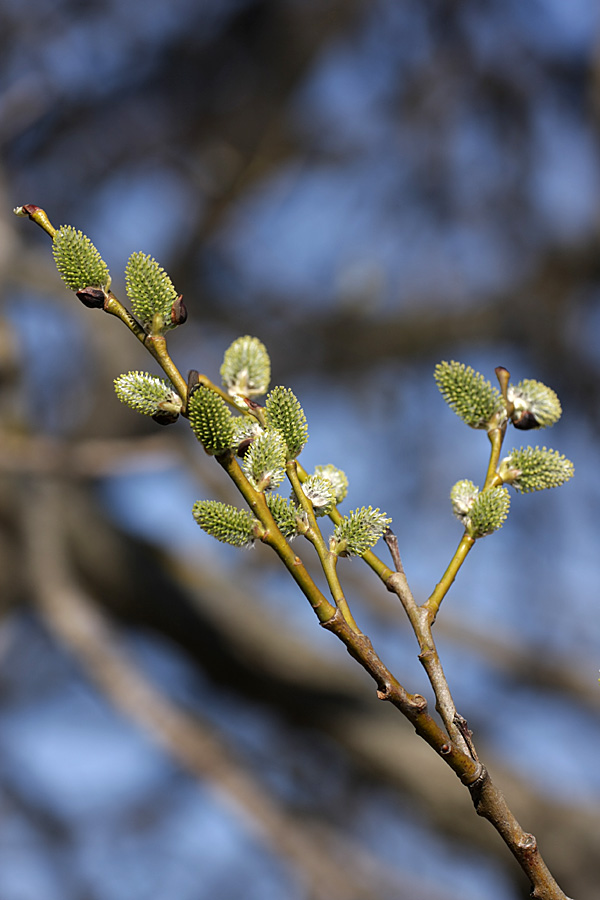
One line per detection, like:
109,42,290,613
17,205,578,900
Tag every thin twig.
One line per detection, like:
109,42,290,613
383,530,470,754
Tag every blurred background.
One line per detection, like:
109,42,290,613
1,0,600,898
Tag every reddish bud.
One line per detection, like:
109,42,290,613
20,204,42,218
151,408,180,426
76,287,107,309
171,294,187,326
511,410,539,430
186,369,200,394
236,437,254,458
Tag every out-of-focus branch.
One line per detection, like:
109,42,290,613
0,431,178,477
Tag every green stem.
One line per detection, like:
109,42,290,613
15,204,57,237
297,463,396,587
147,335,188,401
287,463,359,632
104,295,188,401
425,419,507,622
383,532,471,752
483,425,506,490
219,452,338,625
196,375,242,408
423,532,475,623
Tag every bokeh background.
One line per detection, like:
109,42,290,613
1,1,600,898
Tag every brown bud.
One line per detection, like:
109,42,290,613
186,369,200,395
14,204,56,237
76,287,107,309
171,294,187,326
236,437,254,458
511,410,539,430
20,204,43,218
151,408,180,426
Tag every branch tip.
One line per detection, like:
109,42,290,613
14,204,56,237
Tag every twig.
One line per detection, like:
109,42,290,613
21,477,386,900
383,529,471,754
17,205,575,900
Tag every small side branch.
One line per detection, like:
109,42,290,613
423,533,475,622
384,530,471,755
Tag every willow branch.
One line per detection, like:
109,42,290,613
286,460,359,632
423,532,476,622
383,530,471,754
22,478,380,900
16,207,574,899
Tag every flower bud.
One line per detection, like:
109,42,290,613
114,371,182,421
242,429,287,492
296,475,337,516
499,446,574,492
76,287,107,309
313,464,348,504
125,251,180,334
221,335,271,399
53,225,111,292
188,385,235,455
507,380,561,430
265,386,308,459
192,500,260,548
434,361,503,429
330,506,391,557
